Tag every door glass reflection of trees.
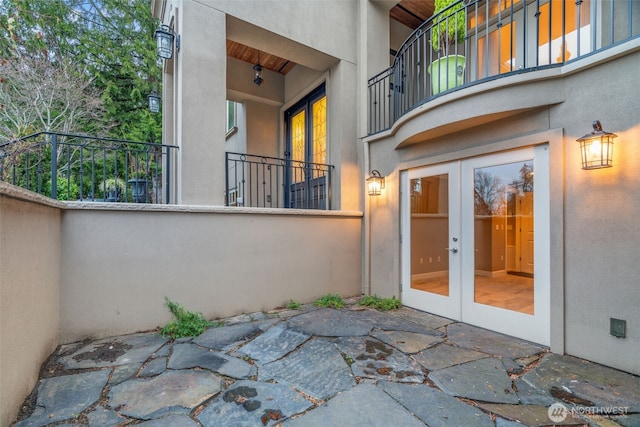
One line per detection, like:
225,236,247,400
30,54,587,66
473,161,534,315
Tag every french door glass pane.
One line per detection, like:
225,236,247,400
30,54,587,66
291,110,306,183
473,161,534,314
411,174,449,296
312,96,327,178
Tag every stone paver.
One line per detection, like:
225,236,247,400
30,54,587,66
379,381,495,427
521,353,640,412
335,336,425,383
109,362,141,384
370,329,443,353
11,304,640,427
447,323,545,361
429,357,520,403
260,338,355,400
477,403,585,426
14,370,110,426
139,357,167,377
194,319,278,351
283,382,425,427
109,370,223,419
169,342,256,379
237,323,309,364
60,333,168,369
197,380,312,426
136,414,201,427
86,405,127,426
390,307,454,330
288,308,375,336
414,342,488,371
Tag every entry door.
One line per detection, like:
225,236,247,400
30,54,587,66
401,162,461,320
285,84,327,209
402,146,549,345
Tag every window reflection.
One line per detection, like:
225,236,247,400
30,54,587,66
473,161,534,314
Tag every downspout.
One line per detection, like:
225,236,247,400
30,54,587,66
363,140,371,296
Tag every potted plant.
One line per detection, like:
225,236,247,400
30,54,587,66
428,0,467,95
103,177,126,202
127,177,151,203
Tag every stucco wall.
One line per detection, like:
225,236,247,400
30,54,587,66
217,0,358,65
0,184,61,427
0,182,361,422
365,44,640,374
554,50,640,375
59,204,362,343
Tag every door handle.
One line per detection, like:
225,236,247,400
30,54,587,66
446,247,458,253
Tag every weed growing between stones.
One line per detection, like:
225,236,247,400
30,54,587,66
160,297,219,338
286,300,301,310
313,293,346,309
358,295,401,311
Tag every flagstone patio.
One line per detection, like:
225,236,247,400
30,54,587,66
12,302,640,427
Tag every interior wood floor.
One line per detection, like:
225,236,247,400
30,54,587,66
411,273,534,314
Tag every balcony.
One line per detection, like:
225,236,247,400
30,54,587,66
0,132,178,203
225,152,334,210
368,0,640,135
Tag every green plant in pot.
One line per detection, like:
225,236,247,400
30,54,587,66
103,177,126,202
428,0,467,95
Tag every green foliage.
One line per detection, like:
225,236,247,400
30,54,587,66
42,176,80,201
286,300,301,310
343,354,354,366
359,295,401,311
313,293,346,309
431,0,467,54
160,298,213,339
0,0,162,142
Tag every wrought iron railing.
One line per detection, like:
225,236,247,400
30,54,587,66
0,132,178,203
368,0,639,135
225,152,334,210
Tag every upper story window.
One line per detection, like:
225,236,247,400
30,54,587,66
468,0,592,80
226,100,237,136
536,0,591,65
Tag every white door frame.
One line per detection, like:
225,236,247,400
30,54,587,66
401,146,550,345
401,162,461,321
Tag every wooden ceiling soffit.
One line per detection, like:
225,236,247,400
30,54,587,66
226,40,296,75
390,0,435,30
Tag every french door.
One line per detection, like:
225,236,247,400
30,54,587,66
401,146,550,345
285,84,327,209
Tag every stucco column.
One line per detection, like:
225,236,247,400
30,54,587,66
177,3,227,205
359,1,392,295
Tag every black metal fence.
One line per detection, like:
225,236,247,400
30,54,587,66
368,0,640,135
0,132,178,203
225,151,334,210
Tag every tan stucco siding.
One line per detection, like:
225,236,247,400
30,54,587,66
0,185,61,427
59,205,362,343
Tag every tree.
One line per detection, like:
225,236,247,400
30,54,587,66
0,0,161,142
0,55,106,140
474,170,506,216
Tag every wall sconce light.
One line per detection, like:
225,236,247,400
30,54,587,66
148,92,161,113
577,120,616,169
367,170,385,196
154,24,180,60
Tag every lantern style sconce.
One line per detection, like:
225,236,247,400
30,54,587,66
577,120,617,170
148,92,161,113
367,170,385,196
154,24,180,60
253,63,263,86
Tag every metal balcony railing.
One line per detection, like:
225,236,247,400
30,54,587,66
368,0,640,135
225,152,334,210
0,132,178,203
